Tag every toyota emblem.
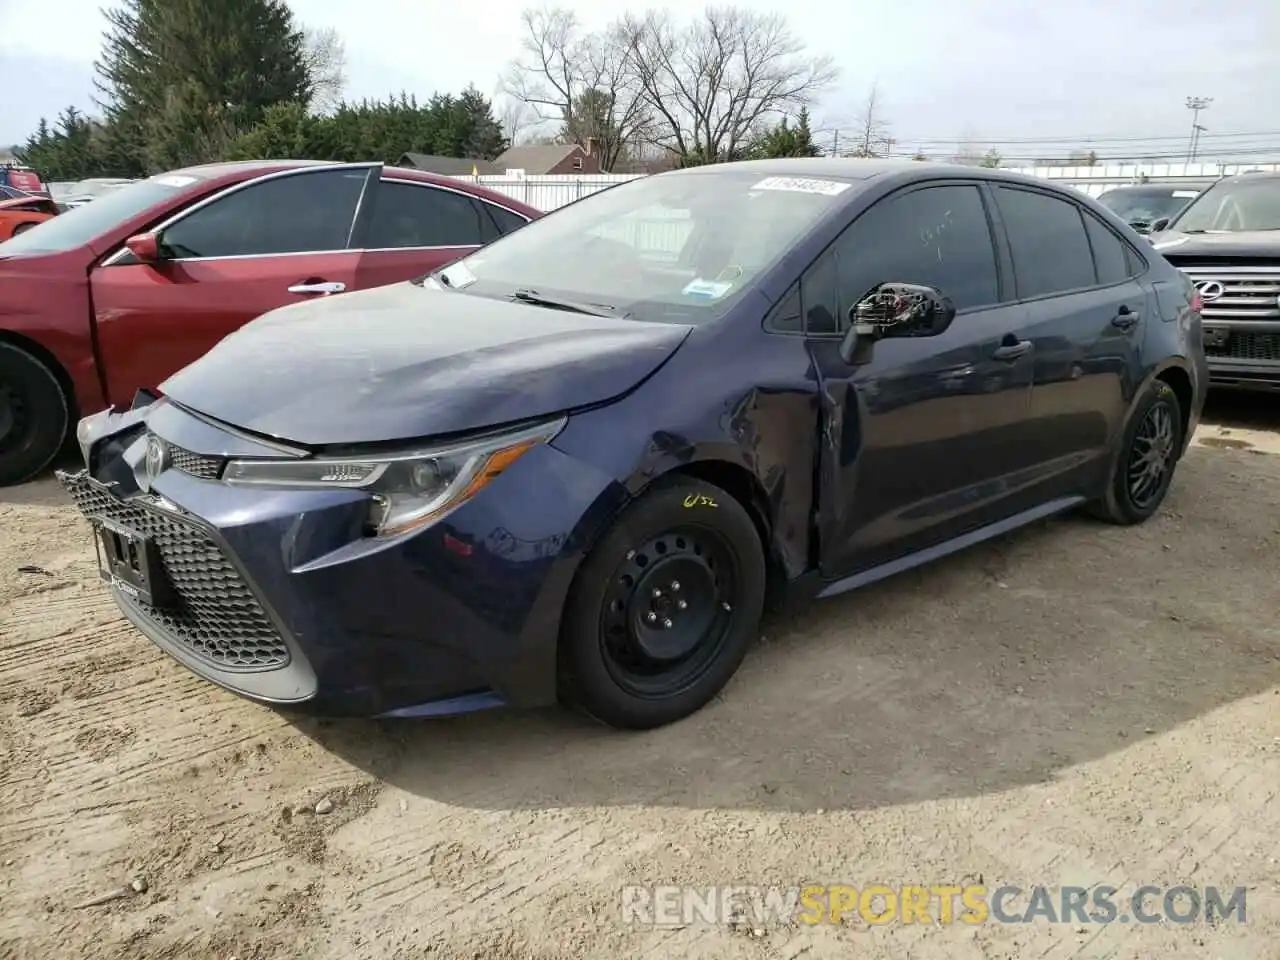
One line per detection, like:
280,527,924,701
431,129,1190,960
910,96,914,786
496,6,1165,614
144,435,168,483
1194,280,1226,302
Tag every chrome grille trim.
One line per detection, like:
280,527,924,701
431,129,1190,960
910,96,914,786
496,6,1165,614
1175,265,1280,320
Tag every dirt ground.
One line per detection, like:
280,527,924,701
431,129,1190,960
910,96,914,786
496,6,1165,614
1,394,1279,960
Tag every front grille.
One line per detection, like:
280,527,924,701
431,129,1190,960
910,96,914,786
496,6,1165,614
1174,264,1280,321
150,434,224,480
1207,330,1280,363
60,471,290,670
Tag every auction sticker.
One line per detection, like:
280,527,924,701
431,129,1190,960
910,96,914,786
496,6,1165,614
682,278,734,300
153,175,199,188
752,176,851,197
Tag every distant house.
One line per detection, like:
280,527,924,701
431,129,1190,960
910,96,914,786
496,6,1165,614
396,153,499,176
492,142,602,175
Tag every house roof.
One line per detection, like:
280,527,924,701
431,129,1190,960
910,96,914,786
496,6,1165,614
493,143,583,174
398,153,499,176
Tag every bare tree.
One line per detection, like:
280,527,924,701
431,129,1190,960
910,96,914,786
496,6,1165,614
619,7,836,163
850,83,890,157
501,7,651,170
304,26,347,115
495,96,537,146
950,130,984,166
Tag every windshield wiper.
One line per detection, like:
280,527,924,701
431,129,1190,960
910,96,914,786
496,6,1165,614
510,288,623,318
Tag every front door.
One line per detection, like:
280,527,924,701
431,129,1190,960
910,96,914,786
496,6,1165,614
89,165,374,406
806,181,1040,579
990,185,1149,499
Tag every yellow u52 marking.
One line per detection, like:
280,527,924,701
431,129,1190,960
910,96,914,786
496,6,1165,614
683,494,718,508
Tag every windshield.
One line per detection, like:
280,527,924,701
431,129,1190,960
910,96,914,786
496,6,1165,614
436,170,852,323
1171,178,1280,232
1098,189,1198,225
0,174,196,255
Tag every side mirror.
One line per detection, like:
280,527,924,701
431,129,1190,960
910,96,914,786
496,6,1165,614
124,232,161,263
838,282,955,365
1149,217,1171,234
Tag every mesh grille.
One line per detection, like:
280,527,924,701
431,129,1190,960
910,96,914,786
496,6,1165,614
1207,331,1280,363
149,434,224,480
60,471,289,670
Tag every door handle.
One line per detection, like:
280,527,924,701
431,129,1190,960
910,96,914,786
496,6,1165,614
287,280,346,295
1111,306,1139,330
992,339,1032,361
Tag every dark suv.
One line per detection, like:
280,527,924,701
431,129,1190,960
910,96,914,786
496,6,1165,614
1097,183,1211,234
1149,171,1280,392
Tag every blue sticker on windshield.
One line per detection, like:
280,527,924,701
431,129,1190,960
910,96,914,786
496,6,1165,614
682,278,734,301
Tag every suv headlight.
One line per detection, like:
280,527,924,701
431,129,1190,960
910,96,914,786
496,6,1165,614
223,417,566,537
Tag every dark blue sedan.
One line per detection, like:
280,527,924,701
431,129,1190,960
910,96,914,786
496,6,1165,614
58,159,1209,729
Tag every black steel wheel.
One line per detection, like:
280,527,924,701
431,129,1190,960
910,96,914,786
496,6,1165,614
1088,378,1184,525
0,343,69,487
559,478,766,729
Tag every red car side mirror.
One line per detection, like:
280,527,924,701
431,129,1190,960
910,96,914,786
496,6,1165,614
124,232,161,263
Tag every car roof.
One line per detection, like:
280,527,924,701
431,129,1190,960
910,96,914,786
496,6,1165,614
649,156,1108,195
1098,184,1207,194
158,159,536,213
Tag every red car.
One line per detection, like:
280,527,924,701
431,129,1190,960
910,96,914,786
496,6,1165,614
0,193,59,239
0,160,540,485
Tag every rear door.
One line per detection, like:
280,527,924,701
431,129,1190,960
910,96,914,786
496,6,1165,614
89,164,375,405
990,185,1147,499
353,178,532,290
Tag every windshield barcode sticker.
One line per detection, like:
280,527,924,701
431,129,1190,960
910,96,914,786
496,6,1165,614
752,176,852,197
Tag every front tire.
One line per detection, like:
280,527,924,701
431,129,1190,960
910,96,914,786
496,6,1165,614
1088,379,1184,525
558,477,766,730
0,343,70,487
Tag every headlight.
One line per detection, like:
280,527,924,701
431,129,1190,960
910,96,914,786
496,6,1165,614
222,417,566,537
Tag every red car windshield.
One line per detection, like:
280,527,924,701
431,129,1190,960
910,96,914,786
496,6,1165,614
0,175,197,256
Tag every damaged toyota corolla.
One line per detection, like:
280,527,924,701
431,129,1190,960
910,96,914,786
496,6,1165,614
58,159,1206,730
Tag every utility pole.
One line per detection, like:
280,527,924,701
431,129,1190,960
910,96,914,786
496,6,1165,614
832,130,839,157
1185,96,1212,164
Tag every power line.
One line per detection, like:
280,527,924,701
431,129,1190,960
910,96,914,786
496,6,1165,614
812,127,1280,148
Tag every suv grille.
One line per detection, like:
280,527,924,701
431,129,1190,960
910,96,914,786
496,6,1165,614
60,471,289,670
1174,264,1280,321
1206,331,1280,363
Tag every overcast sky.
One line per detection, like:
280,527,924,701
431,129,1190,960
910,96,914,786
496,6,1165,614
1,0,1276,163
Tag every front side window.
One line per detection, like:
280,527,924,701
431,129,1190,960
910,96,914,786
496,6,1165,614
436,170,853,324
1172,177,1280,232
995,187,1096,299
366,181,489,249
160,168,367,259
829,184,1000,316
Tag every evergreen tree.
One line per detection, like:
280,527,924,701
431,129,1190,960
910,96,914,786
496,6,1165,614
95,0,311,173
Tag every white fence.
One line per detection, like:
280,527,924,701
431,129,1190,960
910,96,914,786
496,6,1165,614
455,161,1280,211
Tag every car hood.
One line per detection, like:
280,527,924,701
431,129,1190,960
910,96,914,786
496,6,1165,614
160,280,694,446
1149,230,1280,258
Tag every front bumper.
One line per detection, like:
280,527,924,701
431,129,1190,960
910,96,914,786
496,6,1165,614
57,404,626,717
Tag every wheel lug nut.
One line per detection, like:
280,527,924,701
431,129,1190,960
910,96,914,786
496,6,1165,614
646,611,657,623
677,599,687,610
662,618,674,629
670,580,680,591
651,587,662,599
722,602,732,611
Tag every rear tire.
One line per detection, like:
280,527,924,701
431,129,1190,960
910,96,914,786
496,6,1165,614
1087,379,1183,526
0,343,70,487
558,477,766,730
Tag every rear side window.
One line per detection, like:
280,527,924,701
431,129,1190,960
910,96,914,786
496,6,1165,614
366,181,488,248
1083,212,1137,286
994,187,1096,299
485,203,531,236
161,169,366,258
